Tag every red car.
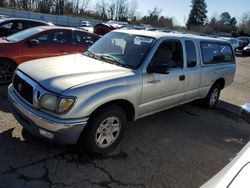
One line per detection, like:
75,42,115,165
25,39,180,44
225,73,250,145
0,26,100,85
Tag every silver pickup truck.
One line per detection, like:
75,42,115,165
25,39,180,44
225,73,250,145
8,30,236,154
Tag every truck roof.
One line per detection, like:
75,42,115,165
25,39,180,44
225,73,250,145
115,29,228,43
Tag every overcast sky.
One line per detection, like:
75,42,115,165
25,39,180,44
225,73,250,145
135,0,250,25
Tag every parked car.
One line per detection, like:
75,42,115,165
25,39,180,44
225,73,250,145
0,26,100,85
78,26,94,33
0,18,53,37
106,20,128,26
241,44,250,55
80,21,92,27
93,23,118,35
236,36,250,54
8,30,236,154
219,37,240,52
201,141,250,188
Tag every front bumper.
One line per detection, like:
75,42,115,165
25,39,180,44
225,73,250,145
8,84,88,144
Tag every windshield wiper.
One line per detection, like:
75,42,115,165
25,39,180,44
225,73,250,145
100,54,132,68
83,50,96,58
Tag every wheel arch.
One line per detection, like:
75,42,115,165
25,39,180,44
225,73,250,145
89,99,135,122
213,78,225,90
0,57,17,66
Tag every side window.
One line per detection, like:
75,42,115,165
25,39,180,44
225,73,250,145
185,40,197,67
201,43,221,64
36,30,72,45
36,33,49,44
220,44,234,62
1,22,13,29
29,21,44,27
73,31,98,46
201,42,234,64
152,40,183,69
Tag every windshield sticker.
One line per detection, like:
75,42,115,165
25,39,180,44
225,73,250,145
133,37,153,45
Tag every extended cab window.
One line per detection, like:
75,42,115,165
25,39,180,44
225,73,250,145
152,40,183,69
201,42,234,64
185,40,197,67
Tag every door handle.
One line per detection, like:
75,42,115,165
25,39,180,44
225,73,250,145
179,75,185,81
147,80,161,84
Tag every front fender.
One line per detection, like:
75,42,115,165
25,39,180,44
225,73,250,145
71,84,140,120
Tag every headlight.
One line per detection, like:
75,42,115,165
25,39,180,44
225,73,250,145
39,94,76,113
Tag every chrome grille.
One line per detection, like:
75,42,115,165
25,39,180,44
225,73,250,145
13,73,33,104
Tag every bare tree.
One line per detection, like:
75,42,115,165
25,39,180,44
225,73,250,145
114,0,128,20
107,0,116,20
95,0,107,20
127,0,138,21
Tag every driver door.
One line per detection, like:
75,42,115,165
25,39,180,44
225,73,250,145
21,30,72,62
140,39,186,116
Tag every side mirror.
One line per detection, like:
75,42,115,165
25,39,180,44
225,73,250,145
27,39,39,46
147,63,169,74
240,103,250,123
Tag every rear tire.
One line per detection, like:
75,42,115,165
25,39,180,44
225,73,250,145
203,83,221,109
0,59,16,85
78,105,127,154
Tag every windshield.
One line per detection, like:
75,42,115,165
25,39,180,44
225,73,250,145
85,32,155,69
6,27,44,42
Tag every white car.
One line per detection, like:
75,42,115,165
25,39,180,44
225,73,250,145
79,21,93,33
80,21,92,27
201,140,250,188
78,26,93,33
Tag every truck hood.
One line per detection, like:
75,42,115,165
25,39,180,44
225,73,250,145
18,54,133,93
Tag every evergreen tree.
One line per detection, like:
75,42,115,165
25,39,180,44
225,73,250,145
186,0,207,29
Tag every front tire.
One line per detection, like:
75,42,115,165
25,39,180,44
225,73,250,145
203,83,221,109
78,105,127,154
0,59,16,85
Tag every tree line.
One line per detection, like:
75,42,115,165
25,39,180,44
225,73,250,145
0,0,249,36
186,0,250,36
0,0,174,28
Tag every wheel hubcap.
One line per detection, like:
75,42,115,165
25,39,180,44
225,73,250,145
210,88,219,106
95,116,121,148
0,61,15,85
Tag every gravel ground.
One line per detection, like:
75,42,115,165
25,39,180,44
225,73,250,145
0,56,250,188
